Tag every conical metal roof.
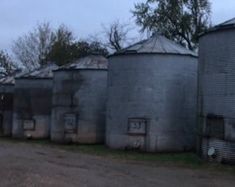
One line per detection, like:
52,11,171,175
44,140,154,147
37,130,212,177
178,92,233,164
58,55,108,70
113,34,197,57
201,17,235,36
217,17,235,27
17,63,58,79
0,70,26,85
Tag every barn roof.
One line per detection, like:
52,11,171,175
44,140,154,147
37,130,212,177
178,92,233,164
17,63,58,79
58,55,108,70
112,34,197,57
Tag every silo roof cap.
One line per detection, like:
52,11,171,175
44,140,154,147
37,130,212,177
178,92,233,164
201,17,235,36
112,34,197,57
218,17,235,27
17,63,58,79
58,55,108,70
0,70,26,85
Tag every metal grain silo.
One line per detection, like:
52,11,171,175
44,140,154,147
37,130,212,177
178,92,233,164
0,75,15,136
198,18,235,164
0,82,13,137
0,70,25,136
106,34,198,152
51,55,107,144
12,64,58,139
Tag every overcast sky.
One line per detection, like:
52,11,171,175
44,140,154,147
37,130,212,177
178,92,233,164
0,0,235,51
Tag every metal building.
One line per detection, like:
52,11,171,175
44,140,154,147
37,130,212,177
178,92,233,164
51,55,108,144
106,34,198,152
12,64,58,139
199,18,235,163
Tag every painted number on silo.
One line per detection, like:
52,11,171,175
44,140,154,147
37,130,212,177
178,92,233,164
23,120,35,130
128,118,147,135
64,114,77,133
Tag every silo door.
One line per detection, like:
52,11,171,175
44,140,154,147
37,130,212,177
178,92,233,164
127,118,147,150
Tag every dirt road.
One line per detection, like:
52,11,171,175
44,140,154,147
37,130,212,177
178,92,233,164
0,141,234,187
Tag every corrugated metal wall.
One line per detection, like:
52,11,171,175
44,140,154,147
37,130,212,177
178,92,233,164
0,85,14,136
12,79,53,139
106,54,198,152
51,70,107,144
198,28,235,163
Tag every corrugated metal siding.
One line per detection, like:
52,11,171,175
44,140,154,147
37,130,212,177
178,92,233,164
12,79,53,139
199,29,235,118
199,20,235,164
107,54,198,152
51,69,107,144
202,138,235,163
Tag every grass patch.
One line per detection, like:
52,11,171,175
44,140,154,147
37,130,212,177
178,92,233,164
0,137,234,174
61,144,203,166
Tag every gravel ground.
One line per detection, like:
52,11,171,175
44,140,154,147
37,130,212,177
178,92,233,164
0,141,234,187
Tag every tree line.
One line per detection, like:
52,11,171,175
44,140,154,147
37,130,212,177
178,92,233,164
0,0,211,75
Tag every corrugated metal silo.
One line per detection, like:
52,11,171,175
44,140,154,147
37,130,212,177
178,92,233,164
199,18,235,163
12,64,58,139
51,55,107,144
106,34,198,152
0,76,15,136
0,70,25,136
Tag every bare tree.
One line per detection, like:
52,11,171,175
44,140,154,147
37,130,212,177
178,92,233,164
102,20,134,52
0,50,18,76
12,22,55,71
